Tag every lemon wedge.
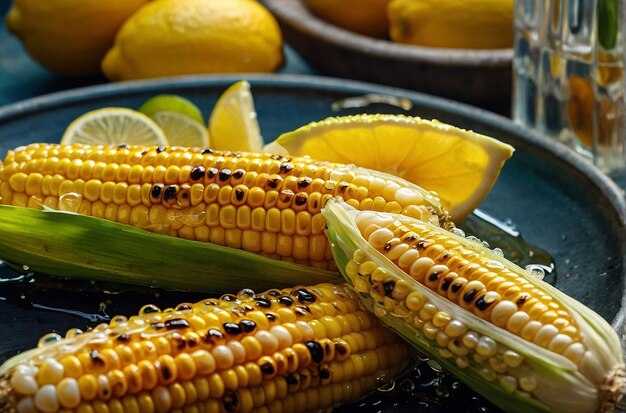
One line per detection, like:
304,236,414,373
208,80,263,152
139,94,205,125
271,114,514,220
151,111,210,148
61,108,168,146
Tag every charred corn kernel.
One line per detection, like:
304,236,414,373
0,143,449,268
323,199,626,413
0,283,409,413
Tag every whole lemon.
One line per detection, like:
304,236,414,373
102,0,284,81
388,0,513,49
5,0,148,77
305,0,391,38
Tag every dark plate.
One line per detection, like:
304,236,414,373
261,0,513,107
0,74,623,412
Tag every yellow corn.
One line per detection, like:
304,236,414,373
0,143,449,270
322,199,625,413
0,283,410,413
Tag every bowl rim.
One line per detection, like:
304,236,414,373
261,0,514,67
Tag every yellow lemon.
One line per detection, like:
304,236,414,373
305,0,391,38
5,0,147,76
271,114,514,220
388,0,514,49
102,0,284,81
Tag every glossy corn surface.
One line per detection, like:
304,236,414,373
0,283,410,413
323,199,625,413
0,143,449,270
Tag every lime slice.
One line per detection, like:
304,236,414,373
138,94,204,124
208,80,263,152
61,108,168,146
151,111,210,148
272,114,514,220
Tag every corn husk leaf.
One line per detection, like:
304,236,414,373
0,205,338,293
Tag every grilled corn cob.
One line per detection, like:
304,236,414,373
0,283,411,413
322,199,625,413
0,143,449,270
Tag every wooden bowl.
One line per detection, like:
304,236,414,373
261,0,514,107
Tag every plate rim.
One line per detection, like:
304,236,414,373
0,73,623,324
260,0,513,67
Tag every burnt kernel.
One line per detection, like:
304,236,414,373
267,176,283,189
297,177,312,188
265,313,277,321
207,168,218,179
516,294,530,307
222,391,239,412
116,334,130,342
242,304,254,312
403,234,419,243
295,307,308,316
428,272,441,282
232,169,245,179
190,166,206,181
267,289,281,297
150,185,164,200
235,187,245,201
90,350,105,366
335,342,347,355
160,365,172,381
337,183,349,193
319,366,331,380
151,322,165,330
441,277,454,291
165,318,190,330
239,319,257,333
280,163,295,173
117,144,129,149
279,296,294,306
463,289,478,303
223,322,242,335
451,282,464,293
286,374,299,386
254,296,271,308
141,304,160,314
260,362,275,376
141,150,148,156
295,288,316,304
156,146,166,153
474,295,494,311
383,281,395,296
163,185,178,201
203,328,225,344
294,193,308,206
172,334,186,350
439,253,451,262
306,341,324,364
416,241,428,249
187,337,198,348
279,190,294,202
219,169,232,182
311,199,319,209
201,148,215,154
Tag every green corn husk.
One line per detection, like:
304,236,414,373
322,198,624,413
0,205,338,292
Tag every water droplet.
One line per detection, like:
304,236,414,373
373,304,387,318
110,315,128,327
427,359,443,372
492,248,504,257
139,304,161,316
399,378,415,392
485,260,505,270
376,374,396,392
481,240,491,249
466,235,480,243
435,384,450,398
59,192,83,213
564,258,570,265
38,332,62,348
237,289,256,300
451,228,466,238
22,265,29,271
65,328,83,338
175,208,206,227
451,381,461,390
0,260,4,267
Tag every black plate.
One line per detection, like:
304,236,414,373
0,75,623,412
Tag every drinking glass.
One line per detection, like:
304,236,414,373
512,0,624,173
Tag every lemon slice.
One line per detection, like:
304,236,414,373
271,114,514,221
61,107,168,146
151,111,210,148
208,80,263,152
139,95,205,125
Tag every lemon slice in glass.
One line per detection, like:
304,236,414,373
61,107,168,146
270,114,515,221
151,111,210,148
208,80,263,152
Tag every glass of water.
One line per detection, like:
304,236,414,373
512,0,624,173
